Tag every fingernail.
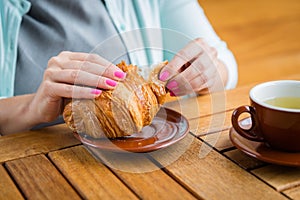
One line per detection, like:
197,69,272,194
91,89,102,95
167,80,178,89
169,91,176,96
170,88,180,97
114,71,126,79
106,79,117,87
159,71,169,81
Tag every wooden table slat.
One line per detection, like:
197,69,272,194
0,124,80,163
283,186,300,200
224,149,266,170
0,164,24,200
199,130,234,152
86,145,197,200
5,154,81,200
164,95,210,120
252,165,300,192
149,134,287,200
49,146,139,200
189,111,232,136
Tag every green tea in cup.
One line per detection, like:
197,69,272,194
264,97,300,109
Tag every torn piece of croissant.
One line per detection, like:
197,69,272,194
63,60,168,139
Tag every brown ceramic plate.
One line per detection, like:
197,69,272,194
73,108,189,153
229,117,300,167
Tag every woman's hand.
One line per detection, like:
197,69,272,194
30,51,126,124
159,38,228,96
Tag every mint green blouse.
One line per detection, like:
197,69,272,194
0,0,237,98
0,0,30,98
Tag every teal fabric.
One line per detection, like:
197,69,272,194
0,0,30,98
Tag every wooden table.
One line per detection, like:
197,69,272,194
1,75,299,200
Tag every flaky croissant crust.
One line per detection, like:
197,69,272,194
63,61,168,138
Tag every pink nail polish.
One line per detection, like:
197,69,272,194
91,89,102,95
106,79,117,87
169,91,176,97
170,88,180,97
167,80,178,89
159,71,169,81
114,71,126,79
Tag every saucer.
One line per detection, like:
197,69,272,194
73,108,189,153
229,117,300,167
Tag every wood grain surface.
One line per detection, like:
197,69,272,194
5,154,80,200
49,146,138,200
284,186,300,199
252,165,300,192
0,124,80,163
0,165,24,200
150,135,287,200
86,146,197,200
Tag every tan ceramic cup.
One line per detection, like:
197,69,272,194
231,80,300,152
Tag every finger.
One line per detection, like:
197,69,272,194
175,60,205,84
190,75,212,92
65,52,122,74
48,51,88,69
62,51,111,66
46,69,118,90
186,53,218,83
167,53,218,94
57,60,126,81
159,39,205,82
193,50,216,71
167,67,217,97
49,52,126,80
169,74,208,97
189,74,221,94
209,46,218,59
166,73,195,96
166,44,216,84
43,81,102,99
165,55,207,93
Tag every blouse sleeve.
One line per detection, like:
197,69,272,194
159,0,238,89
0,0,31,98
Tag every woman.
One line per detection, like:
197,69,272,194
0,0,237,134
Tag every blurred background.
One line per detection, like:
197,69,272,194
198,0,300,86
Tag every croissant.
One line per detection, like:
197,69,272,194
63,61,168,138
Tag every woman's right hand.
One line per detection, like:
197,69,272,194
29,51,126,124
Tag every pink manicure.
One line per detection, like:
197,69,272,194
159,71,169,81
167,80,178,89
169,91,176,97
106,79,117,87
170,88,180,97
91,89,102,95
114,71,126,79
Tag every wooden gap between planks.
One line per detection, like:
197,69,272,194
44,152,84,199
2,162,26,199
87,151,142,199
50,145,142,199
84,134,201,199
146,147,204,200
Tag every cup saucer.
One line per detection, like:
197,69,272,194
229,117,300,167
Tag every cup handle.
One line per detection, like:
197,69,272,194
231,106,264,142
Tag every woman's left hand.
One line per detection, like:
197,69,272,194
159,38,227,96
